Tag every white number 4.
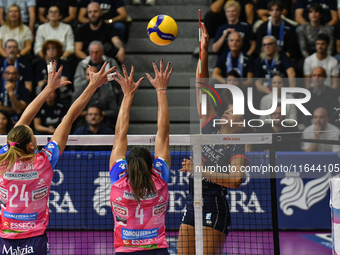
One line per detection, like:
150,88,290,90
135,204,144,224
9,184,29,208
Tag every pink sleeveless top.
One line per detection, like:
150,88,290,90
0,141,60,239
110,157,169,253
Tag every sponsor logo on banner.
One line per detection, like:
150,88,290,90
4,171,38,181
121,228,158,240
0,187,8,199
112,203,128,216
3,211,38,221
279,172,331,216
116,215,127,226
10,222,36,230
2,245,34,254
93,172,111,216
32,186,48,201
153,203,167,216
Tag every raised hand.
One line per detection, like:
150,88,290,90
113,65,144,96
201,22,209,53
47,60,71,90
88,62,116,88
145,60,173,91
179,157,193,174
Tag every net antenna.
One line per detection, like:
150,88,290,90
194,9,205,255
198,9,202,135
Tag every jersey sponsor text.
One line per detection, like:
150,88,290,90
112,203,128,216
3,171,38,181
32,187,48,201
121,228,159,240
2,245,34,254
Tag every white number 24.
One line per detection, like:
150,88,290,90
9,184,29,208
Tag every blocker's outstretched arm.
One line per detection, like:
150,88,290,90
110,65,143,166
146,60,173,167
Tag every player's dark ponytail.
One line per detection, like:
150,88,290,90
127,147,156,203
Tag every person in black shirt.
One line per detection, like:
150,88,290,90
213,31,254,87
178,23,249,255
301,66,339,127
256,0,297,58
34,87,66,135
37,0,78,28
71,104,113,151
74,2,125,64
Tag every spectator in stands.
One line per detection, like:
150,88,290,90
302,66,339,126
37,0,78,28
35,40,72,108
33,86,66,135
0,109,13,134
212,31,254,87
295,0,338,26
212,1,256,56
254,36,295,103
0,0,36,35
0,39,33,92
255,104,300,151
74,40,121,97
256,0,297,58
75,2,125,64
256,0,292,22
78,0,128,43
303,33,339,90
205,0,254,38
193,0,254,56
0,65,30,122
301,107,340,152
259,74,297,122
132,0,155,6
73,63,118,129
334,21,340,67
0,4,32,59
297,3,333,58
34,5,74,60
71,103,114,151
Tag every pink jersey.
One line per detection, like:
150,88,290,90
0,141,60,239
110,158,169,253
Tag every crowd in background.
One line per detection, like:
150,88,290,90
0,0,339,152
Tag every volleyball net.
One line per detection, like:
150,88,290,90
8,134,277,255
1,132,338,254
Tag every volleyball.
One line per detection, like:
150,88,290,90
147,15,178,46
